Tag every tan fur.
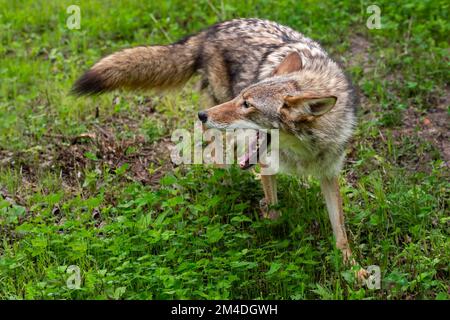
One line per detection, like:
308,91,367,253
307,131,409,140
72,36,204,95
260,175,279,220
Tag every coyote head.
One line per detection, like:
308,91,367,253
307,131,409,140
198,52,341,134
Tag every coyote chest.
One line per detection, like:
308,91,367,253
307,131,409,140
278,131,344,179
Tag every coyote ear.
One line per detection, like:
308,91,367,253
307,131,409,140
272,52,303,76
282,95,337,120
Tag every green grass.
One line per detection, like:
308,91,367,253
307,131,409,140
0,0,449,299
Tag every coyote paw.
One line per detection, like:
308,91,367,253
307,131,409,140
341,249,369,282
259,199,280,220
356,268,369,282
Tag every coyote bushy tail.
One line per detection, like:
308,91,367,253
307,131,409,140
72,35,201,95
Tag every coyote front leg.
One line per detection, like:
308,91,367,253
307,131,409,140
320,176,367,280
260,174,280,220
320,176,351,259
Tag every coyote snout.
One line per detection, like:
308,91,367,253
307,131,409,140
198,98,264,131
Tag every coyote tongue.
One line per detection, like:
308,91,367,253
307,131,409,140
239,132,268,170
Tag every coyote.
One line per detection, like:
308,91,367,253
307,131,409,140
73,18,365,277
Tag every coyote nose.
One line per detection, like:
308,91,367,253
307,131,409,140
198,111,208,123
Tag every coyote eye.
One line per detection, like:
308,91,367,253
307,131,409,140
243,101,251,108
